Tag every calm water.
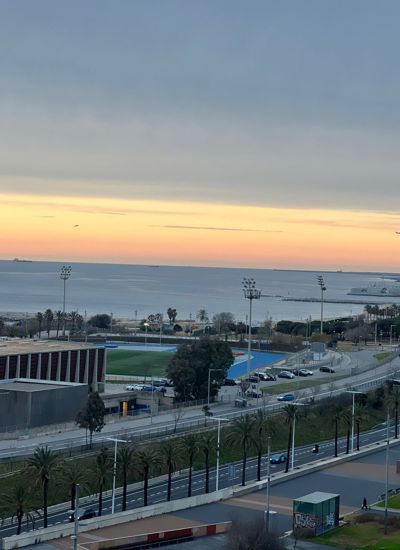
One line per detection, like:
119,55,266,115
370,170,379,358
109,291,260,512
0,260,399,323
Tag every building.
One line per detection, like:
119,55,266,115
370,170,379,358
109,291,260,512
0,339,105,392
0,379,89,433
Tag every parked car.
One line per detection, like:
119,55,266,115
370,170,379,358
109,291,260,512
270,453,286,464
293,369,308,377
255,371,276,381
320,366,335,373
68,508,96,522
125,384,144,391
152,378,169,387
246,376,259,383
301,369,313,376
264,372,277,381
277,393,295,402
277,370,295,379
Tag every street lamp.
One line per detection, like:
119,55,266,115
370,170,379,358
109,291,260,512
385,407,390,535
60,265,72,338
242,278,261,380
346,390,363,452
208,368,223,407
317,275,326,335
106,437,127,514
209,416,229,491
144,322,149,346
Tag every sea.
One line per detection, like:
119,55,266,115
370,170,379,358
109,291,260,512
1,260,399,324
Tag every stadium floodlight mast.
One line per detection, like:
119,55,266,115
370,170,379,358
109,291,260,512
242,278,261,380
317,275,326,335
60,265,72,338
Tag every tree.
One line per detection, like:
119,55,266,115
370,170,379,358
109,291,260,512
332,405,344,457
43,309,53,337
283,404,296,473
223,516,286,550
202,404,213,426
160,439,181,501
135,448,161,506
343,408,352,454
197,309,209,333
69,311,79,335
227,414,255,486
36,312,43,338
199,432,215,494
252,410,275,482
28,446,59,528
354,404,366,451
181,434,199,497
76,392,106,448
212,312,235,336
385,382,400,439
0,482,40,535
117,445,135,512
167,308,177,325
59,462,88,511
88,314,111,329
55,310,63,338
167,337,234,401
92,449,112,516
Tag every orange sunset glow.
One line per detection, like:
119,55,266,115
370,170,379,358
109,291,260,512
1,192,399,271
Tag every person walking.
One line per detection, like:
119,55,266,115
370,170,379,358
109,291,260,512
362,497,368,510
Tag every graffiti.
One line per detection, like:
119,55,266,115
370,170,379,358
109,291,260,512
325,513,335,527
294,513,316,528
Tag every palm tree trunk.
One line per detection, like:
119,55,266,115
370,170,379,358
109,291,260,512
205,451,210,493
285,424,292,473
17,511,23,535
167,464,172,501
356,422,360,451
334,421,338,457
43,479,48,528
188,460,193,497
144,468,149,507
241,447,247,486
98,485,103,516
122,473,127,511
257,451,262,481
396,406,399,439
71,482,76,510
346,429,350,454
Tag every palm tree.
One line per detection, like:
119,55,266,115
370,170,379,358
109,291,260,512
135,448,161,506
36,312,43,339
197,309,209,333
92,449,112,516
55,310,63,338
43,309,54,337
251,410,275,482
283,404,296,473
1,482,39,535
160,439,181,501
181,434,199,497
385,383,400,439
227,414,255,486
69,311,79,335
354,404,366,451
27,446,59,528
199,432,215,494
117,445,135,512
332,405,344,457
343,409,352,454
59,462,88,511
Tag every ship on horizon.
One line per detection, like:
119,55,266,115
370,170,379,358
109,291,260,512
12,258,33,263
348,281,400,298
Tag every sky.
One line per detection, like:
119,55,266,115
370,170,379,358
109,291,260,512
1,0,400,271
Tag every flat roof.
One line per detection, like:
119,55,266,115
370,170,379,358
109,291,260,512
0,380,82,392
0,339,97,356
295,491,339,504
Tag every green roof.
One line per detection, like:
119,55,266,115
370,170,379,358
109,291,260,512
294,491,339,504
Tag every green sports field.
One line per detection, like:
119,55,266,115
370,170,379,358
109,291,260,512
106,349,173,377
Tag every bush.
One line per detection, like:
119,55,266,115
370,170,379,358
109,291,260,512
223,516,286,550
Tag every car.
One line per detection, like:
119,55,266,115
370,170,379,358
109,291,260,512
277,370,295,379
68,508,96,522
320,366,335,373
277,393,295,402
301,368,313,376
270,453,286,464
246,376,259,383
264,373,277,381
293,369,308,377
152,378,169,387
125,384,144,391
246,389,262,398
224,378,237,386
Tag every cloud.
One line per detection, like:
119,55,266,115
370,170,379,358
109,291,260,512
152,224,283,233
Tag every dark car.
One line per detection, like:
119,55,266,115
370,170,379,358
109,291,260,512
264,373,277,381
320,366,335,373
68,508,96,522
293,369,308,377
224,378,237,386
246,376,259,383
270,453,286,464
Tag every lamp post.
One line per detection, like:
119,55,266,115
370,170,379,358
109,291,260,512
71,483,80,550
291,403,306,471
317,275,326,335
265,435,271,534
385,407,390,535
242,278,261,380
144,322,149,346
208,368,223,407
60,265,72,338
209,416,229,491
106,437,127,514
346,390,363,452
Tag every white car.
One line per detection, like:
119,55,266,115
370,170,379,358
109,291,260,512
125,384,144,391
301,368,313,376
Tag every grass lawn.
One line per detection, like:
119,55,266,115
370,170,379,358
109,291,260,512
106,349,173,377
377,494,400,509
315,517,400,549
374,352,391,361
261,375,343,395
